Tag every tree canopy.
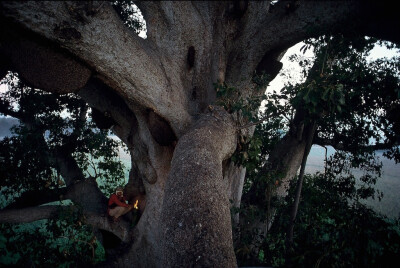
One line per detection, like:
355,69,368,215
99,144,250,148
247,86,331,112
236,34,400,265
0,72,128,265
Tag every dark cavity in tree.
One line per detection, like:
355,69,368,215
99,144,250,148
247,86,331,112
147,110,177,146
187,46,195,70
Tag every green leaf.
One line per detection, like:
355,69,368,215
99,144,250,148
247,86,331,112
321,88,330,101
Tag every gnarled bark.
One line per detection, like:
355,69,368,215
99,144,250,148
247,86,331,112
161,107,237,267
0,205,131,242
1,1,400,266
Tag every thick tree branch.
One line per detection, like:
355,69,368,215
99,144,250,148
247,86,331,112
50,149,86,185
0,98,104,214
135,1,217,57
0,1,192,136
313,136,395,152
134,1,170,44
78,78,160,185
227,0,398,88
85,212,131,243
77,77,138,147
0,2,156,92
0,18,92,94
0,205,131,242
355,1,400,45
4,187,69,210
136,1,228,117
0,205,59,223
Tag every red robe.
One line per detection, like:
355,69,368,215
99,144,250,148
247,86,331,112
107,194,129,215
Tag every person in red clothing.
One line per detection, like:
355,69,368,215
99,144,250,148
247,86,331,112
108,187,133,222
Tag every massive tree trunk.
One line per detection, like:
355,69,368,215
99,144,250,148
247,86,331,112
161,107,237,267
1,1,399,266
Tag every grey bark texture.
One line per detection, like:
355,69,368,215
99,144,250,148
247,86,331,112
1,1,399,267
161,107,237,267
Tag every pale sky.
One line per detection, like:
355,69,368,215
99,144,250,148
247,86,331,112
267,42,314,94
0,83,7,94
267,41,399,94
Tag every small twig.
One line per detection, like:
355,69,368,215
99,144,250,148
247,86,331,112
236,115,269,129
323,145,328,176
283,113,292,122
320,39,331,76
87,154,97,178
94,1,107,13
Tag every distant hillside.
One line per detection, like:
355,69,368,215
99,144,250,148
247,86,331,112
0,117,18,138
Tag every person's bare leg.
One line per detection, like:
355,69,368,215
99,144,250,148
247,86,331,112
109,206,133,221
109,207,123,222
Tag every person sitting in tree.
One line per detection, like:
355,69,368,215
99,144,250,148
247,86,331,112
108,186,133,222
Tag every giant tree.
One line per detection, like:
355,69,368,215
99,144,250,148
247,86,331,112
0,1,399,266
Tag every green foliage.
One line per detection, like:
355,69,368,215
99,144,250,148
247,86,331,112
215,73,277,170
230,73,290,192
278,35,400,160
215,82,267,123
0,72,126,200
292,81,346,117
237,135,394,267
263,172,400,268
214,82,237,111
299,35,400,161
237,35,400,266
0,72,127,266
0,205,105,267
215,73,271,123
252,72,272,91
